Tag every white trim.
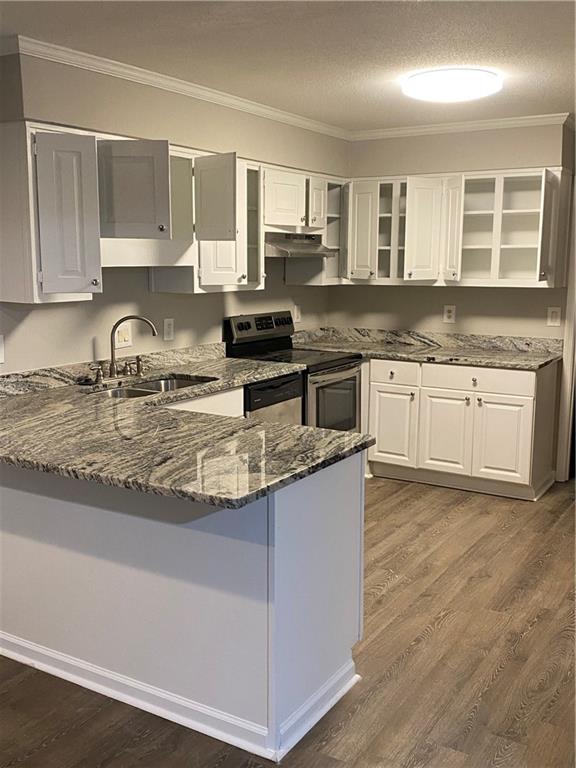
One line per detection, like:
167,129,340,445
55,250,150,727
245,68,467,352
349,113,572,141
0,631,276,761
277,661,360,760
2,36,571,143
12,35,349,140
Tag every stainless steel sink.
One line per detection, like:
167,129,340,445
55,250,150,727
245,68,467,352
136,376,218,392
99,387,155,399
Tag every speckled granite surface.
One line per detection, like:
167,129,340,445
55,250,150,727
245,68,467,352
0,354,373,508
293,329,563,371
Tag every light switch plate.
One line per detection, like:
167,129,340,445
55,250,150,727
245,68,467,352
0,334,4,364
443,305,456,324
547,307,561,327
164,318,175,341
115,323,132,349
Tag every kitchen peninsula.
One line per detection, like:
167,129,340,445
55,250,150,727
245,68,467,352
0,352,373,762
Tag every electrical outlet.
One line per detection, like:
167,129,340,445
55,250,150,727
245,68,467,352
164,318,175,341
547,307,561,327
0,335,4,364
115,323,132,349
443,305,456,324
293,304,302,323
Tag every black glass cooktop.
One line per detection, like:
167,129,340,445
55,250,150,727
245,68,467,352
233,347,362,374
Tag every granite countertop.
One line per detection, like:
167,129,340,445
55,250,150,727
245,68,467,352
0,354,373,509
293,329,563,371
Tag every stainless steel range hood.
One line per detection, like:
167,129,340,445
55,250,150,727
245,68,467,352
264,233,336,258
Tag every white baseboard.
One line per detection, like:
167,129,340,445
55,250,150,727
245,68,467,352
0,631,275,761
277,660,360,760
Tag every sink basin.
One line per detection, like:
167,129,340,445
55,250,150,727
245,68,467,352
98,387,154,399
136,376,218,392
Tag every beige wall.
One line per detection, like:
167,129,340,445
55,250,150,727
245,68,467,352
350,124,566,177
18,55,350,177
324,285,567,339
0,54,23,122
0,260,329,373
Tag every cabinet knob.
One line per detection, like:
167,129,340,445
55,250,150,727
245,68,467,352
407,271,413,278
158,224,166,232
240,274,247,280
477,397,483,405
369,270,375,276
91,278,100,286
410,392,415,401
540,271,546,279
452,272,457,278
472,377,478,385
465,396,471,404
300,216,306,223
389,371,395,379
312,217,317,223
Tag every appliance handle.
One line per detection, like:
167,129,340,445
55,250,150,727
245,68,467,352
308,364,362,387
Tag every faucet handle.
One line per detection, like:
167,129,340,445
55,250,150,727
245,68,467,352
135,355,144,376
89,363,104,385
122,359,139,376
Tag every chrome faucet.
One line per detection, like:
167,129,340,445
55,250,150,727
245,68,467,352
109,315,158,378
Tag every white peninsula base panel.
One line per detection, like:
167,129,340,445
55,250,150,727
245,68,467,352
0,454,365,762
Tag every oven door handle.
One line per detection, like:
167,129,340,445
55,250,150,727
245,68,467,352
308,364,362,387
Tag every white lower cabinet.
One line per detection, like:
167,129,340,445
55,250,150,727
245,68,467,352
369,383,419,467
418,388,473,475
471,393,533,484
369,361,559,500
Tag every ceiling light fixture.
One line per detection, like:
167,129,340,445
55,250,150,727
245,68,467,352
400,67,504,103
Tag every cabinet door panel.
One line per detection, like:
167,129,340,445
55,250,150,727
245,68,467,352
194,152,237,241
404,177,443,280
264,169,306,227
36,132,102,294
419,388,473,475
98,140,171,238
472,394,533,484
308,177,327,228
347,180,378,280
441,175,464,281
369,384,419,467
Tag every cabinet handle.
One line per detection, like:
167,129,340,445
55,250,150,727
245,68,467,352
369,270,375,276
312,217,317,223
389,370,395,379
410,392,415,401
158,224,166,232
407,271,413,278
477,397,483,405
540,271,546,279
240,274,247,280
91,278,100,287
300,216,306,223
452,272,457,278
471,377,478,386
465,396,470,404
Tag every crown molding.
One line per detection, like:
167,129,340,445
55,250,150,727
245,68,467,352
349,113,572,141
10,35,350,140
2,35,572,144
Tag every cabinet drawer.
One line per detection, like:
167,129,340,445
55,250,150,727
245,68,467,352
421,364,535,397
370,359,420,386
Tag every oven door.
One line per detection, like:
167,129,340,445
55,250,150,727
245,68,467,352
307,364,361,432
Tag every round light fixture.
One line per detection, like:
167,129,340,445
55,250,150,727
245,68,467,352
400,67,503,103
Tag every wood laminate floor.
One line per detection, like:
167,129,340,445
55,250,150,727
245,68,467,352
1,479,574,768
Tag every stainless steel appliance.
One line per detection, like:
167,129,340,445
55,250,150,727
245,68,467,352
244,373,303,425
224,311,362,432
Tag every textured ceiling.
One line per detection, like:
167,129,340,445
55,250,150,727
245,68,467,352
0,1,574,132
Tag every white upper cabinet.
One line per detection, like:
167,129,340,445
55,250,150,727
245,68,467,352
194,152,238,241
264,169,306,227
440,175,464,281
404,176,444,280
197,160,248,286
307,177,327,228
36,132,102,294
98,139,171,238
346,180,379,280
